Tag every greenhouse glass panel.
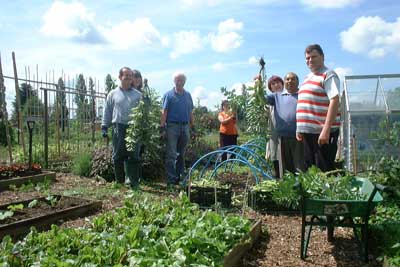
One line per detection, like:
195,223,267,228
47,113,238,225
342,74,400,173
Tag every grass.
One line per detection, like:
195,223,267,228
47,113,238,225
62,181,125,200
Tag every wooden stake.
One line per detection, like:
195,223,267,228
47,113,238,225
12,52,26,158
0,53,13,163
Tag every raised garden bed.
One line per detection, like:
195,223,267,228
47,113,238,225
224,219,262,267
0,195,102,239
248,190,299,214
187,185,232,208
0,171,56,191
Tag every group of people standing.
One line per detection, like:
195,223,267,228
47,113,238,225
101,68,194,190
218,44,341,179
101,43,340,189
266,44,340,178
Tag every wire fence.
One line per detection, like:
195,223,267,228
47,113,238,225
0,56,109,169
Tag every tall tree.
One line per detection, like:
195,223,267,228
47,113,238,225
11,83,38,121
75,74,87,121
105,74,117,95
56,77,68,131
88,77,96,121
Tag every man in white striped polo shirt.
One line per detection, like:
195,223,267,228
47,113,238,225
296,44,341,172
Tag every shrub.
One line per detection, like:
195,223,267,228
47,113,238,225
89,147,114,181
72,152,92,177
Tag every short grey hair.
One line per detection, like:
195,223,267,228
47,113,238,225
173,71,187,83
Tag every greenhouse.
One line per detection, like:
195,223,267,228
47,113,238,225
342,73,400,172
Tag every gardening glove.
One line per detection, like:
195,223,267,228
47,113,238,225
101,126,108,138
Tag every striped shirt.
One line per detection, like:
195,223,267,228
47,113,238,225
296,67,340,134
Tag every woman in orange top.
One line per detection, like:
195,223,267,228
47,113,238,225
218,100,238,161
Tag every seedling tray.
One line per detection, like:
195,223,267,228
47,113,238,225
0,195,102,239
248,190,299,214
187,185,232,208
223,219,262,267
0,171,56,191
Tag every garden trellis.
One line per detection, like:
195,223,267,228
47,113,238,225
342,73,400,173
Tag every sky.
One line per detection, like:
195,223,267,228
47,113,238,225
1,0,400,111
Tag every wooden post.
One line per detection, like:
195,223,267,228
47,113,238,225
91,85,96,144
43,88,49,168
12,52,26,158
0,54,13,163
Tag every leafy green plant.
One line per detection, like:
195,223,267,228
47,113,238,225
28,199,39,208
126,85,162,163
191,178,230,189
246,75,269,137
0,194,251,266
369,202,400,265
45,195,58,207
7,204,24,212
9,177,52,193
0,210,13,221
298,166,367,200
71,152,92,177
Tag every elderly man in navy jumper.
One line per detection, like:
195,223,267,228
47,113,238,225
101,67,142,188
266,72,305,177
160,72,194,189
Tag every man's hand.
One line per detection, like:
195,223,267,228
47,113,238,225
296,133,303,142
318,128,330,146
101,126,108,138
159,125,167,140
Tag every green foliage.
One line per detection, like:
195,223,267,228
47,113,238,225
369,202,400,264
89,147,114,181
0,120,14,146
191,177,230,189
126,85,162,166
245,76,269,137
72,152,92,177
185,137,216,167
105,74,117,95
0,210,13,221
28,199,39,208
192,101,219,135
298,167,367,200
7,204,24,212
220,85,248,130
0,195,251,266
371,119,400,148
12,83,34,117
45,195,59,207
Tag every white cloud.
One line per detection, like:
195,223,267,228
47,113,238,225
191,85,223,109
180,0,223,8
248,56,258,64
218,18,243,33
169,30,205,58
340,16,400,59
41,2,165,49
212,62,225,71
334,67,353,82
209,19,243,53
40,1,103,43
100,18,164,50
301,0,362,9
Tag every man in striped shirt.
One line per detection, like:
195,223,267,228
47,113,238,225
296,44,340,172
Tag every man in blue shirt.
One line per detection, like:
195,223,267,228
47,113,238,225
101,67,142,188
160,72,194,188
266,72,305,177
